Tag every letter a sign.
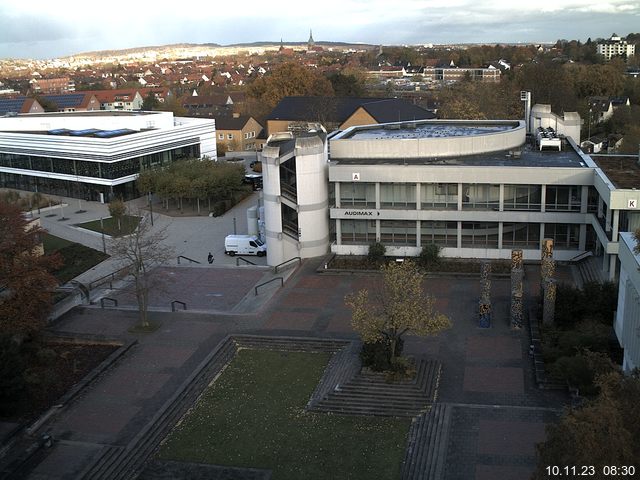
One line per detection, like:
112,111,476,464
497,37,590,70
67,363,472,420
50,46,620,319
352,172,360,181
629,199,637,209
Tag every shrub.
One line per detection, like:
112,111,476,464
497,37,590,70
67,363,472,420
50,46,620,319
360,337,404,371
419,243,441,270
367,242,386,265
549,350,617,396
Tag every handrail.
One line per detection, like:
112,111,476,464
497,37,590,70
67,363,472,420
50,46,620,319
254,277,283,295
568,251,593,263
274,256,301,274
89,266,130,291
100,297,118,308
177,255,201,265
171,300,187,311
236,256,257,266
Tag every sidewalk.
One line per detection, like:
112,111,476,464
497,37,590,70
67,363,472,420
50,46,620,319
33,191,266,289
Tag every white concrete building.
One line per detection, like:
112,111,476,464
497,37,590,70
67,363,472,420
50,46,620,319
597,35,636,61
260,132,329,266
0,110,216,202
614,232,640,373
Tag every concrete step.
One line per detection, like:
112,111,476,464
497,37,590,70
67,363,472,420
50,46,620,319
402,403,452,480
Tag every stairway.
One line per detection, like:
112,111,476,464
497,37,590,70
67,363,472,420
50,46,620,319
401,403,452,480
310,358,442,417
576,255,605,287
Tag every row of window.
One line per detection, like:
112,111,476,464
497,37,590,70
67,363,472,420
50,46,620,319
336,182,597,212
217,131,256,140
0,146,198,180
339,220,580,250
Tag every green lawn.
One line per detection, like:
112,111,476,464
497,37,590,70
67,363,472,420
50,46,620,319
158,350,410,480
43,234,109,284
75,215,140,237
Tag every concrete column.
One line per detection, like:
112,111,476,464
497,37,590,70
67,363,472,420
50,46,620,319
612,210,620,240
457,221,462,249
579,224,587,251
499,184,504,212
335,219,342,245
416,221,421,248
376,219,380,242
603,253,609,273
539,223,545,250
605,205,612,232
498,222,503,249
375,183,380,210
598,196,603,219
416,183,421,210
580,185,589,214
609,254,617,281
334,182,341,208
457,183,463,211
540,185,546,213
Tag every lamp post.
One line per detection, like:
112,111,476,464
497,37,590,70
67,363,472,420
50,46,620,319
148,191,154,226
588,108,592,141
100,217,106,253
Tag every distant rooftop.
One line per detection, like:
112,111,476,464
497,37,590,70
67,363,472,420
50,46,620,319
9,110,157,117
592,155,640,189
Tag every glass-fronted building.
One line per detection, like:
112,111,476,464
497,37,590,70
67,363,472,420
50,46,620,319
0,111,216,202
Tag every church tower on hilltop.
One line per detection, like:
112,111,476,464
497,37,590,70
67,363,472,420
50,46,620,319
308,29,315,50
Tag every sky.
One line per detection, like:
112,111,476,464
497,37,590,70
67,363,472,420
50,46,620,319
0,0,639,59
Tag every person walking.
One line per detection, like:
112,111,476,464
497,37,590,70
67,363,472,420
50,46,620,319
207,252,214,264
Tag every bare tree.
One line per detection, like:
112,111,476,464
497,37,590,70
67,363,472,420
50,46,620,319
110,213,174,327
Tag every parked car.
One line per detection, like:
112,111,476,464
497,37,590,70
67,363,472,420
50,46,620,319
224,235,266,256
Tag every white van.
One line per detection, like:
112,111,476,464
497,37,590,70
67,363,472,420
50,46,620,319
224,235,266,257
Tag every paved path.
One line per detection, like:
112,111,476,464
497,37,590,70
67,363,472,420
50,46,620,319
20,258,569,480
27,190,268,290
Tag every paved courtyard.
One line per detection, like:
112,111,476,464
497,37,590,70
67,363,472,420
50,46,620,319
17,256,570,480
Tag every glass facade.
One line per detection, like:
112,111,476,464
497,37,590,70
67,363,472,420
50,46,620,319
340,182,375,208
421,183,457,210
503,185,542,211
380,220,416,245
461,222,499,248
420,221,457,247
502,223,541,248
0,144,200,201
545,185,581,212
544,223,580,249
341,219,376,244
462,184,500,210
380,183,416,209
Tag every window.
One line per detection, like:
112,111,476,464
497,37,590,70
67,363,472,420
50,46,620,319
502,223,540,248
461,222,499,248
422,183,457,210
421,221,457,247
218,133,224,140
544,223,579,249
545,186,581,212
462,184,499,210
339,182,375,207
341,220,376,245
380,220,416,246
227,134,233,140
503,185,542,211
244,133,249,139
380,183,416,209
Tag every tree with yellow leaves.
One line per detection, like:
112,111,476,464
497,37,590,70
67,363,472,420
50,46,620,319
345,260,451,362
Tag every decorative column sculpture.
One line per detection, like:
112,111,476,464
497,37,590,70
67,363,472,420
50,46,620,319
510,249,524,329
543,279,557,325
540,238,556,325
478,262,491,328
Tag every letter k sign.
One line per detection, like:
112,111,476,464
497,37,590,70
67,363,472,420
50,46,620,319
629,199,637,209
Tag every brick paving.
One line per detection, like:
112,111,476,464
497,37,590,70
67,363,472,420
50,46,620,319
17,258,573,479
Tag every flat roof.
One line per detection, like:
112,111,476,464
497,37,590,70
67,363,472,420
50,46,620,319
344,122,517,140
592,155,640,189
331,143,586,168
8,110,157,118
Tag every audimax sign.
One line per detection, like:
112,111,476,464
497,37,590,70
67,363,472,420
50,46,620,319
343,210,380,216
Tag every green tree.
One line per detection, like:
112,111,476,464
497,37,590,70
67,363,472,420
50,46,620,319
328,72,366,97
108,198,126,231
141,91,160,111
533,371,640,478
345,260,451,361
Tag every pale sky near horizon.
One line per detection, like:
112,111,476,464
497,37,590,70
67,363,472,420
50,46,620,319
0,0,638,59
